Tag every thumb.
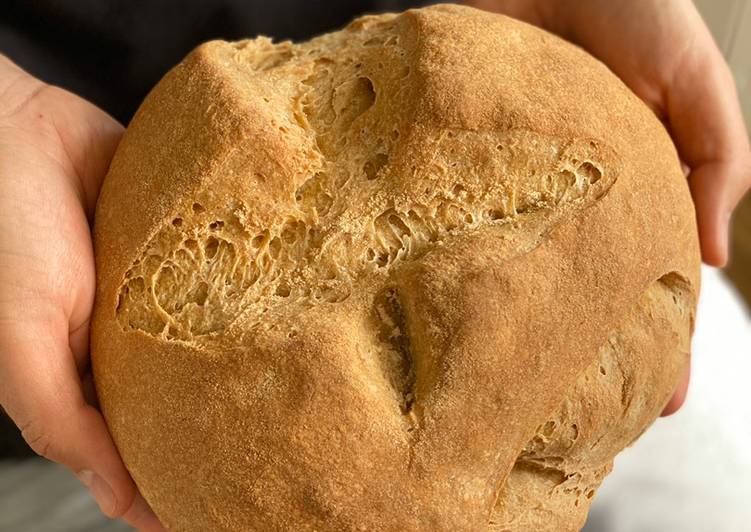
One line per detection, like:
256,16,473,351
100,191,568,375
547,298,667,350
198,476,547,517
687,162,733,267
661,362,690,417
0,320,161,530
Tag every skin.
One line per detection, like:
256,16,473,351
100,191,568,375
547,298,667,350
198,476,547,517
0,55,163,531
0,0,749,528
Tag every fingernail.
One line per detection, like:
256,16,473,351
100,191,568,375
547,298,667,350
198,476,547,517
78,470,117,516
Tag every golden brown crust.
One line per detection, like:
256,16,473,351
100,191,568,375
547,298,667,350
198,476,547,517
92,4,700,531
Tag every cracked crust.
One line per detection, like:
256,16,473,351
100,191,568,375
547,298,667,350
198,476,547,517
91,4,700,531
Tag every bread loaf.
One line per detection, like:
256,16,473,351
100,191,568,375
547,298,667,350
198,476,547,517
92,4,701,530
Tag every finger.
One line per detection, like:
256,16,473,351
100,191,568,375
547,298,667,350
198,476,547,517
0,319,138,519
71,324,164,532
688,163,732,266
41,86,124,220
69,317,90,377
689,159,750,266
661,362,690,417
665,38,751,266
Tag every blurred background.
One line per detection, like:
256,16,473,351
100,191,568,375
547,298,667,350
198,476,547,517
1,0,750,531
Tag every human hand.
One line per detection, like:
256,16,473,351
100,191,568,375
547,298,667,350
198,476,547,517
0,55,163,531
464,0,751,415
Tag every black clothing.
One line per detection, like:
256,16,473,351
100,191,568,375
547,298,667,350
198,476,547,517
1,0,425,124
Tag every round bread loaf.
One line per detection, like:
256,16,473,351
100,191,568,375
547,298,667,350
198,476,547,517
92,4,701,531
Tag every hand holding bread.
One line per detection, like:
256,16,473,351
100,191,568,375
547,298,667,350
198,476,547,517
466,0,751,416
0,1,749,531
0,55,162,531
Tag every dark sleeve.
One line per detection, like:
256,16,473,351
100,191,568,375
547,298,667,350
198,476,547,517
0,0,426,124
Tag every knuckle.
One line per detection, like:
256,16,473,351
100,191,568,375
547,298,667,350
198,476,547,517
19,418,56,461
0,79,48,125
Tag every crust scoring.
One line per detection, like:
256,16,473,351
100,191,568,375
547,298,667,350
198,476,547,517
92,5,700,531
